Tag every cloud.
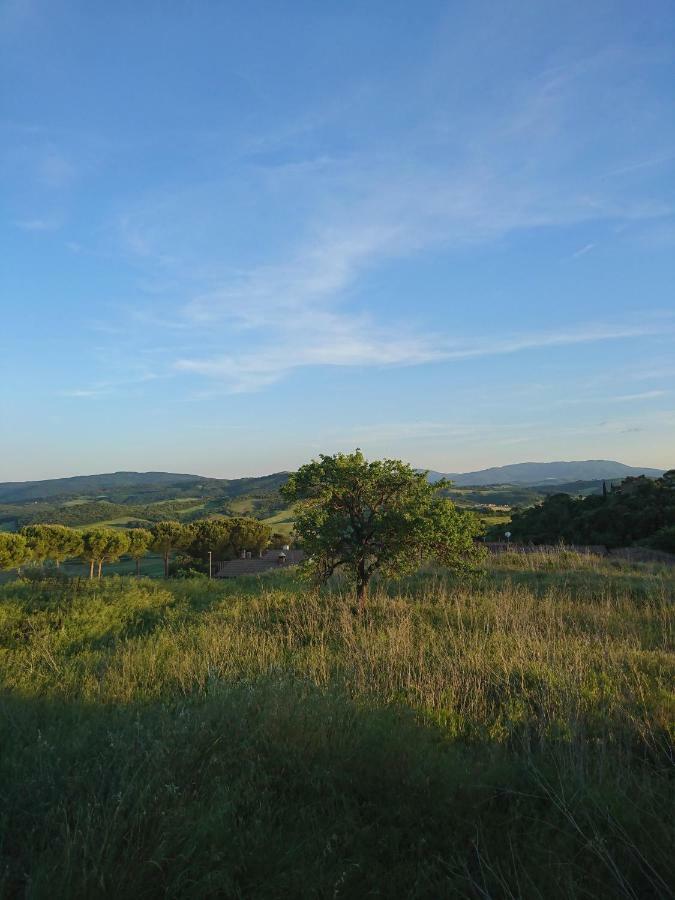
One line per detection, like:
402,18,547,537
610,390,668,402
15,217,60,231
60,372,159,399
176,319,668,393
571,243,595,258
60,387,110,399
64,24,675,403
176,320,444,392
602,151,675,179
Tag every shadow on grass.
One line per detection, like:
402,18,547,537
1,681,673,899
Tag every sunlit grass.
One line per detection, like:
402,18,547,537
0,557,673,897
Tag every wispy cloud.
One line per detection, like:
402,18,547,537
176,319,668,393
41,18,675,405
60,387,110,399
14,217,60,231
610,390,668,402
602,151,675,179
59,372,159,399
571,242,595,258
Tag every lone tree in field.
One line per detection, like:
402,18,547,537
126,528,152,577
281,450,484,609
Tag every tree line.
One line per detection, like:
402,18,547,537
0,517,272,579
0,498,214,530
506,471,675,550
1,451,486,606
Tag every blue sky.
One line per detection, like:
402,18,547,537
1,0,674,480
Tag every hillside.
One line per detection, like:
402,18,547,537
1,463,665,537
2,460,663,504
428,459,664,486
1,557,672,896
0,471,290,504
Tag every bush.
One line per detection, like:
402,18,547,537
644,524,675,553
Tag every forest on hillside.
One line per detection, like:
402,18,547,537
508,471,675,550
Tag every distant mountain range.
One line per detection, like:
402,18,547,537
425,460,665,486
0,459,665,504
0,470,289,504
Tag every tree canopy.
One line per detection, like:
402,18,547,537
150,521,188,577
507,471,675,549
281,450,484,607
126,528,153,577
0,533,29,570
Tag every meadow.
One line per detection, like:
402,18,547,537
0,554,673,898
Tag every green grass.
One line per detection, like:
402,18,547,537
74,516,153,529
0,557,673,897
478,512,511,527
229,497,256,515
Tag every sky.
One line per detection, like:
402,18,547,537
1,0,674,481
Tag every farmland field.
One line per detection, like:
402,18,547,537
0,552,673,898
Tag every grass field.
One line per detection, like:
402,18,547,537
0,554,672,898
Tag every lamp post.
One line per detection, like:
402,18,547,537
505,531,511,547
208,550,212,580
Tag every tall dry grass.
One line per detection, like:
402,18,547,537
0,558,673,897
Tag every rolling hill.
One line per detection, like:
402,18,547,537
426,460,664,486
0,471,290,504
0,460,665,505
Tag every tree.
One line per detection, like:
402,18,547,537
127,528,152,577
81,529,111,580
508,470,675,549
150,521,187,577
97,530,130,579
227,517,271,557
19,525,53,566
20,524,83,568
644,524,675,554
281,450,484,610
43,525,83,568
185,520,233,562
0,533,29,571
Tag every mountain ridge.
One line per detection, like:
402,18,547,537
425,459,664,486
0,459,665,503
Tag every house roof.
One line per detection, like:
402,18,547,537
214,548,304,578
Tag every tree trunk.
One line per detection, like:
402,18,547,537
97,559,103,579
136,557,141,578
89,559,94,580
164,552,169,578
356,560,368,613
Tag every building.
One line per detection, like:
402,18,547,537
213,547,305,578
